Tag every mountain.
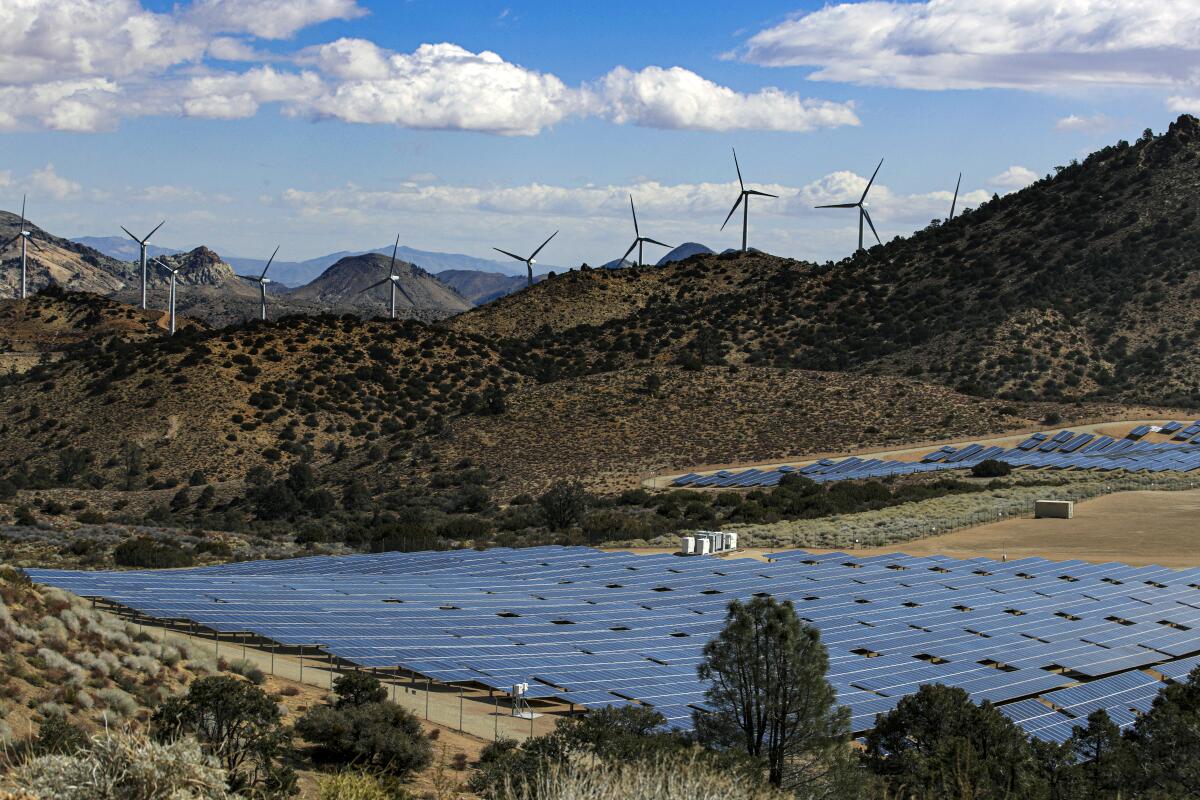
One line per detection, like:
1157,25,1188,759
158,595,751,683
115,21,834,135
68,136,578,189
3,117,1196,503
456,115,1200,409
1,213,137,299
656,242,714,265
228,244,543,287
435,269,532,304
289,253,472,319
73,235,183,262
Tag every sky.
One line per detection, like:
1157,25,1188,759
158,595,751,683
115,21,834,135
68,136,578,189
2,0,1197,270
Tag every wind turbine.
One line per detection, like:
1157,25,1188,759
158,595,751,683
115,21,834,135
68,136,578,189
621,195,670,267
236,245,279,321
493,231,557,287
360,235,415,320
120,220,165,309
949,172,962,219
154,258,181,335
721,148,778,253
3,195,43,299
816,158,884,252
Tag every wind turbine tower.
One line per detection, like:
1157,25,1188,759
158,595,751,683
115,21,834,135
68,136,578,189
721,149,778,253
121,220,166,309
361,235,416,319
815,158,884,252
621,195,670,267
3,196,43,299
236,246,279,321
154,258,181,335
493,231,558,287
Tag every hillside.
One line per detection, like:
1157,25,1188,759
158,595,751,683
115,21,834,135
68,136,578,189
289,253,471,319
454,116,1200,408
0,213,135,299
436,268,531,304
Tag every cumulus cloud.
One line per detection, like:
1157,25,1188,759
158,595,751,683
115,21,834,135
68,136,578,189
737,0,1200,91
989,165,1040,190
28,164,82,200
0,2,858,135
594,66,859,132
186,0,366,39
1055,113,1113,132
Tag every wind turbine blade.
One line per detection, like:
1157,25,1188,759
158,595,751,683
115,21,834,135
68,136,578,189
859,158,883,204
26,236,43,252
19,195,25,227
145,220,166,242
530,230,557,260
358,278,391,294
629,194,639,237
950,172,961,218
621,240,638,263
493,247,526,262
121,225,140,243
152,258,172,274
389,234,400,275
261,245,279,279
862,207,882,246
745,190,778,198
732,148,744,191
0,234,20,249
236,274,261,282
720,194,744,231
395,282,415,307
815,203,858,209
641,238,671,248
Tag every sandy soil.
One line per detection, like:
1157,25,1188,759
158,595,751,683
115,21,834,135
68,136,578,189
645,416,1183,488
613,487,1200,568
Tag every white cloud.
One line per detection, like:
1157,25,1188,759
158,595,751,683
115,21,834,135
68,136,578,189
594,66,859,132
989,165,1040,190
186,0,367,40
131,185,233,204
179,66,323,119
1167,95,1200,113
1055,113,1112,131
737,0,1200,91
28,164,82,200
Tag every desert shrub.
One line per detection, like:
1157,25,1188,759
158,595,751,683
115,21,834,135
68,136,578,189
228,658,266,685
75,510,105,524
34,713,88,755
295,701,432,777
15,505,36,526
538,482,591,530
332,672,388,709
972,459,1013,478
501,757,787,800
12,731,232,799
112,537,194,569
316,771,400,800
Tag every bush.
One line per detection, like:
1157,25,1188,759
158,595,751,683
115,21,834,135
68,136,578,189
538,481,591,530
228,659,266,685
972,459,1013,478
295,701,432,777
14,505,36,526
316,772,397,800
113,537,194,569
34,713,89,756
12,731,233,800
332,672,388,709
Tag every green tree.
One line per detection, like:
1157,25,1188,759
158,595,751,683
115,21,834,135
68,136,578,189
538,481,590,531
695,596,850,790
1065,709,1135,798
1129,665,1200,797
332,671,388,709
865,683,1038,800
152,676,295,796
55,447,94,485
295,701,432,777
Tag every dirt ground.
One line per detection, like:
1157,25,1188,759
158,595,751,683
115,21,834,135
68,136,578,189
614,489,1200,569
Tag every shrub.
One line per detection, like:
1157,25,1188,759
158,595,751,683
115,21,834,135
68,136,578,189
12,731,233,799
295,701,432,777
538,482,591,530
228,659,266,685
34,713,89,755
972,459,1013,478
332,672,388,709
113,537,194,569
316,772,396,800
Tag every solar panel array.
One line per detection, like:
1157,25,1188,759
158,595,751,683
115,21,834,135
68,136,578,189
26,546,1200,740
673,423,1200,488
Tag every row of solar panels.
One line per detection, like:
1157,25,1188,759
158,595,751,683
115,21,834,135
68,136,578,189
673,424,1200,488
26,546,1200,742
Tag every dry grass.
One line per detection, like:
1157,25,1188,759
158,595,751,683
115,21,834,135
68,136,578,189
500,757,787,800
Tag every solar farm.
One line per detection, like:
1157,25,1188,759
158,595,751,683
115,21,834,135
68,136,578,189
26,544,1200,742
672,422,1200,488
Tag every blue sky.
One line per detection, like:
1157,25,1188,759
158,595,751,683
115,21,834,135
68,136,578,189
2,0,1194,269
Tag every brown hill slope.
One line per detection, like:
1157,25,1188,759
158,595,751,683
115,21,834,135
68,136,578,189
0,212,135,299
452,116,1200,408
290,253,472,319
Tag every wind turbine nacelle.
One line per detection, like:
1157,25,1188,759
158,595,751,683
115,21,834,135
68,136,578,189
261,279,272,285
860,201,870,210
528,258,536,266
